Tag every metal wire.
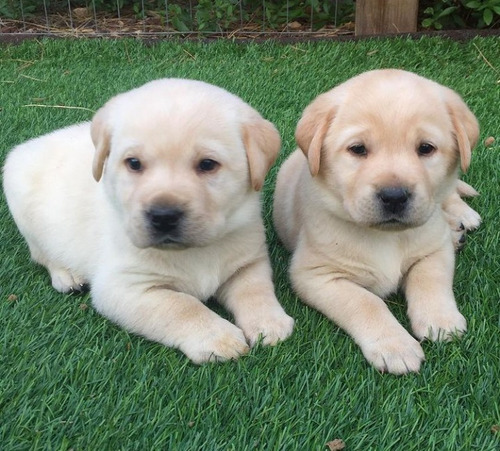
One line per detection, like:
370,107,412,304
1,0,349,37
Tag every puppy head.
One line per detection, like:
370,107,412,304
90,79,280,248
296,69,479,229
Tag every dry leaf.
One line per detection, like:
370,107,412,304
484,136,495,147
326,438,346,450
73,7,91,20
288,21,302,30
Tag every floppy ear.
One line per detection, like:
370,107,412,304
445,89,479,173
242,116,281,191
295,93,335,177
90,105,112,182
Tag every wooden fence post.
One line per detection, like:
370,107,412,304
355,0,419,36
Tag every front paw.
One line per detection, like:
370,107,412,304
445,181,481,231
444,197,481,251
360,331,425,375
49,266,88,293
411,309,467,342
459,205,481,231
238,305,295,347
180,316,249,364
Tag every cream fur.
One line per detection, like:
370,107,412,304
273,69,480,374
4,79,294,363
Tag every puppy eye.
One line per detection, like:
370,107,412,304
417,142,436,156
348,144,368,157
197,159,220,173
125,157,142,172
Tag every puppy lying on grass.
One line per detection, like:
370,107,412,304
3,79,294,363
273,69,480,374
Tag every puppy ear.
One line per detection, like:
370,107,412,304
295,94,335,176
242,117,281,191
445,89,479,173
90,105,112,182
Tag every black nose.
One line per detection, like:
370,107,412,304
377,187,411,215
147,206,184,233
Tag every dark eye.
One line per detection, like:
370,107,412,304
417,142,436,156
198,159,219,173
348,144,368,156
125,157,142,172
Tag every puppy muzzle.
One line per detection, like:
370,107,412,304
377,186,412,217
370,186,420,229
146,205,185,244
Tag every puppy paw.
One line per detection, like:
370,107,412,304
443,184,481,251
444,191,481,250
447,208,481,251
458,204,481,231
49,267,88,293
450,223,467,251
360,332,425,375
181,318,250,364
238,306,295,347
411,309,467,342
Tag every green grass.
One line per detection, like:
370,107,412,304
1,37,499,450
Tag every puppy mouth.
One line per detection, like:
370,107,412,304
370,187,419,229
145,205,186,246
149,235,216,250
146,224,213,250
372,217,413,230
369,211,431,231
381,217,405,225
151,235,188,248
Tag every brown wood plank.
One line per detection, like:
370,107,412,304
355,0,419,36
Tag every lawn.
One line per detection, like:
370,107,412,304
0,36,499,450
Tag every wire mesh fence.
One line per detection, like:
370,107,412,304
0,1,355,38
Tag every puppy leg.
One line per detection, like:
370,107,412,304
26,241,88,293
47,265,88,293
292,268,424,374
405,245,466,341
91,276,249,363
443,181,481,250
217,257,294,346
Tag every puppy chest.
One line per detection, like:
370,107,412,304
145,249,253,301
325,241,405,298
350,236,437,298
153,265,224,301
329,227,428,297
365,252,404,297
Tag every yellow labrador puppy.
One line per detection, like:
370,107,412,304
3,79,294,363
273,69,480,374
